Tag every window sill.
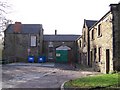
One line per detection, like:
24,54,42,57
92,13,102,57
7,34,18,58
91,39,94,41
97,34,102,38
30,46,37,47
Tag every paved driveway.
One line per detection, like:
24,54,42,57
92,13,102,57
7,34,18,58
2,63,100,89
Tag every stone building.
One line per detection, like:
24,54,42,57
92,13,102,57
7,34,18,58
76,36,82,64
77,20,97,66
3,22,44,63
77,2,120,73
89,3,120,73
2,3,120,72
43,32,80,63
89,11,113,73
3,22,80,63
110,3,120,71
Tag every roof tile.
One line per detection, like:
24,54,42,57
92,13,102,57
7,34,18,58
44,35,80,41
6,24,43,34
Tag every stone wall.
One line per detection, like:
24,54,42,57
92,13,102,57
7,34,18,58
77,37,85,64
110,3,120,71
82,24,89,66
43,41,77,63
3,33,43,63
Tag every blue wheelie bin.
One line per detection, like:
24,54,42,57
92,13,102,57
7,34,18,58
38,56,46,63
28,56,34,63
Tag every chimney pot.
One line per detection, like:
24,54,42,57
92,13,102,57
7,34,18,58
55,30,57,35
14,22,22,33
15,22,21,24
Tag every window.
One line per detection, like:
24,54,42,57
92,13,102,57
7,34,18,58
48,42,54,59
49,47,54,52
49,42,53,45
91,30,94,40
30,35,37,46
98,24,102,36
48,47,54,59
84,44,85,47
84,31,86,42
94,48,96,62
80,40,81,48
98,47,102,62
48,52,53,59
48,42,53,47
90,51,93,64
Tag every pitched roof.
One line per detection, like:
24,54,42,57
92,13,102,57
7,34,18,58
56,45,71,50
44,35,80,41
89,11,111,30
85,20,98,28
5,24,43,34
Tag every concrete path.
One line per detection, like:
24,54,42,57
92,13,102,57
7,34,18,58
2,63,101,89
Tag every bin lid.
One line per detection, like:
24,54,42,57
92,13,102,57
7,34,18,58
56,45,71,50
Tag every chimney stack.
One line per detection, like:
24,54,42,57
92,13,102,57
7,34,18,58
14,22,22,33
55,30,57,35
110,4,118,11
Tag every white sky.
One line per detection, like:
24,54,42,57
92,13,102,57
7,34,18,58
7,0,120,35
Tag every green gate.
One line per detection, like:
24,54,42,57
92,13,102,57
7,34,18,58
56,50,68,63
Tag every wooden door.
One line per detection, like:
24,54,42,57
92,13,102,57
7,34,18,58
106,49,110,73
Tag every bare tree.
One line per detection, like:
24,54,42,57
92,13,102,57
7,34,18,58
0,0,12,33
0,0,12,43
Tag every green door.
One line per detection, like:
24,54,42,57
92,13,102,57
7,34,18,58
56,50,68,63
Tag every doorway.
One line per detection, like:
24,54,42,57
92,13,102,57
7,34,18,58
106,49,110,73
90,51,92,67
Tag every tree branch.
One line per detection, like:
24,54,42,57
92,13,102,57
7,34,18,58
0,0,12,32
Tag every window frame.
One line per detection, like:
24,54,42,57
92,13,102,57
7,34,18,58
83,31,86,42
80,40,81,48
98,47,102,62
91,29,94,40
98,24,102,37
30,35,37,47
94,48,97,62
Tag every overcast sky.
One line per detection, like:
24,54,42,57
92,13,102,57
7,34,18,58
7,0,120,35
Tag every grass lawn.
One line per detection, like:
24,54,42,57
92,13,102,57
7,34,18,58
64,73,120,89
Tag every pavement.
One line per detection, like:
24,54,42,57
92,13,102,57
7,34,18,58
1,62,101,89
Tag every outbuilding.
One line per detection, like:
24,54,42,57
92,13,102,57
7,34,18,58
3,22,44,63
56,45,71,63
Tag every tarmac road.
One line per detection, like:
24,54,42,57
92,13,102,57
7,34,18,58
2,63,100,89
